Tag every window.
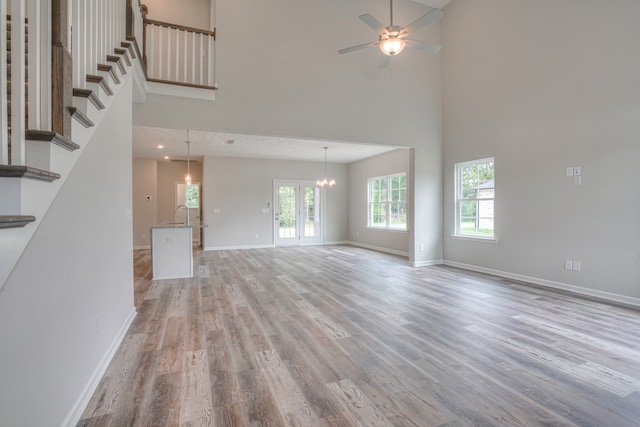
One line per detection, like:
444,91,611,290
185,184,200,208
368,173,407,230
455,158,494,238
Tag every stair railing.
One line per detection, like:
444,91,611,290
1,0,53,166
71,0,126,89
144,18,216,89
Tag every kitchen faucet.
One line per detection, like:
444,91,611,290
175,204,190,225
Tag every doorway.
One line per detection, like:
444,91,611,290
274,180,323,246
176,182,202,247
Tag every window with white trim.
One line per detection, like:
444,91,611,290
455,158,494,238
368,173,407,230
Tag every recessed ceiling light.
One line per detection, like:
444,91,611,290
164,156,169,159
157,145,164,149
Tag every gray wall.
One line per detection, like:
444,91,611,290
441,0,640,302
132,158,157,248
203,156,348,248
0,80,135,425
348,149,411,255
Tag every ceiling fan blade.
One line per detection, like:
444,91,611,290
359,14,387,34
378,54,391,69
338,41,377,54
406,39,442,53
401,8,443,35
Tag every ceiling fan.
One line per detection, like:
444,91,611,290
338,0,443,68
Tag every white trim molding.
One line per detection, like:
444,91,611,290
62,307,137,427
347,241,409,258
444,260,640,309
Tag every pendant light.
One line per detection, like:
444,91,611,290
185,129,192,185
316,147,336,188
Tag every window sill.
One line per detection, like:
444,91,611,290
450,235,499,244
367,227,409,233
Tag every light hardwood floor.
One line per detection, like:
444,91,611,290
78,246,640,426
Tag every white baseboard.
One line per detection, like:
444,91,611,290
62,307,137,427
346,241,409,258
410,259,444,267
443,260,640,309
203,243,275,251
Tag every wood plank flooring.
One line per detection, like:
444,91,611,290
78,245,640,426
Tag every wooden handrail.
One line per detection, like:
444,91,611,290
144,18,216,39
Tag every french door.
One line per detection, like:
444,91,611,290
274,181,323,246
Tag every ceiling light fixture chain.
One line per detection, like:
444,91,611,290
316,146,336,189
185,129,192,185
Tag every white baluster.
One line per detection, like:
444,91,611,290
158,25,163,80
10,0,26,165
199,33,204,85
183,29,188,83
191,31,196,84
208,34,213,86
166,26,171,80
175,29,180,83
149,24,155,79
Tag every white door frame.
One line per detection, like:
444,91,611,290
273,180,323,247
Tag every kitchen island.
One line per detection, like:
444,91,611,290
150,222,207,280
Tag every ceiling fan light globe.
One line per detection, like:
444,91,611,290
380,38,405,56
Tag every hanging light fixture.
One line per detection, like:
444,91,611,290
316,147,336,188
185,129,192,185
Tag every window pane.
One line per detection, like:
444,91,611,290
279,186,297,238
185,184,199,208
456,158,495,238
370,203,386,227
389,202,406,229
304,186,320,237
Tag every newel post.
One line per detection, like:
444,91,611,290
51,0,72,138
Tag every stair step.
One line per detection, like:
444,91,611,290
73,88,105,110
106,55,126,75
68,107,95,128
25,129,80,151
0,215,36,229
114,48,132,66
98,63,121,85
121,41,136,59
87,74,113,96
0,165,60,182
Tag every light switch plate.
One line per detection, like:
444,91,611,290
573,166,581,176
566,167,574,177
564,259,573,270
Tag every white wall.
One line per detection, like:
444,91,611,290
203,156,348,249
132,158,158,248
442,0,640,303
0,80,135,425
348,149,411,255
144,0,211,29
134,0,444,264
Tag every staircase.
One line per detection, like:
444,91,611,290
0,0,138,290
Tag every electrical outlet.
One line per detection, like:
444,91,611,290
420,244,425,252
564,259,573,270
573,261,581,271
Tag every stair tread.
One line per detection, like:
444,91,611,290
0,215,36,229
73,87,105,110
0,164,61,182
25,129,80,151
69,106,95,128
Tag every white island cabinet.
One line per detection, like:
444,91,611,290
150,223,206,280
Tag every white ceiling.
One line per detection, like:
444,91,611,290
132,126,401,164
